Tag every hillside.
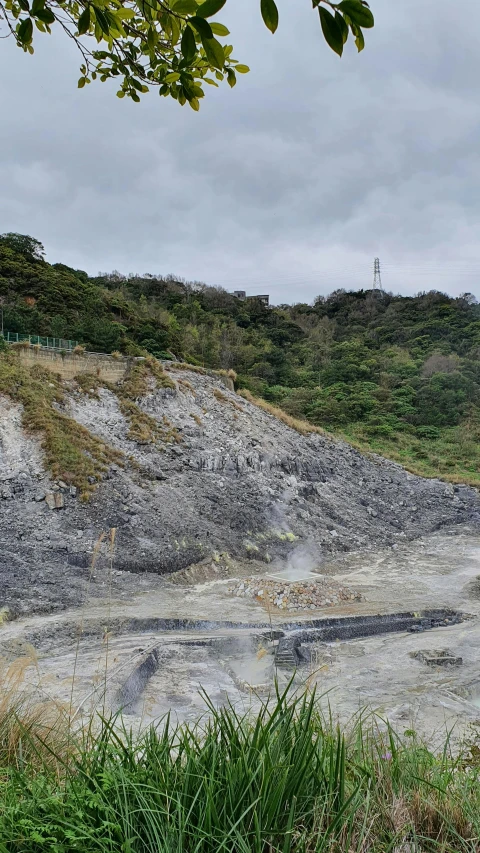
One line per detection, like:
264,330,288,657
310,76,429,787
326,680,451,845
0,353,478,619
1,231,480,484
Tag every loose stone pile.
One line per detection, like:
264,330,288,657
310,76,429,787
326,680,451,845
229,577,362,611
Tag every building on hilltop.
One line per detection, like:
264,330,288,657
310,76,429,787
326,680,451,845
232,291,269,307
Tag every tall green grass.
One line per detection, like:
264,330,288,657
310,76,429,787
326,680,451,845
1,686,480,852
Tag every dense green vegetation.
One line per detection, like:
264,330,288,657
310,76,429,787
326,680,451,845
1,232,480,484
1,686,480,852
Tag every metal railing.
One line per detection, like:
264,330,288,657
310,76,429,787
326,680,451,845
0,332,78,350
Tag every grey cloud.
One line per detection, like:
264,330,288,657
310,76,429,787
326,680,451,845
1,0,480,303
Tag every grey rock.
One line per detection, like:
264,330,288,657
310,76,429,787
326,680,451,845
45,492,65,510
0,367,479,618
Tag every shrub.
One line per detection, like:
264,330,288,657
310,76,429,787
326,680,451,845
1,688,480,851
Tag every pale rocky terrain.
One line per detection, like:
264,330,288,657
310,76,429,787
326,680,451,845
0,365,479,618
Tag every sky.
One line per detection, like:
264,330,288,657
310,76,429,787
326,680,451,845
1,0,480,304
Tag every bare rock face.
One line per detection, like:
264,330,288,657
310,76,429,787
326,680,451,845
0,370,479,618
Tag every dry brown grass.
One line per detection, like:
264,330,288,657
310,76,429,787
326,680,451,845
10,340,31,350
0,650,73,772
121,357,175,398
165,361,206,375
0,353,123,499
74,372,103,398
165,362,237,384
76,358,179,448
178,378,196,394
190,413,203,427
0,350,182,498
216,368,237,382
213,387,244,412
238,389,329,438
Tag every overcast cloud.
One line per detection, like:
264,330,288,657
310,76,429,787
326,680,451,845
1,0,480,303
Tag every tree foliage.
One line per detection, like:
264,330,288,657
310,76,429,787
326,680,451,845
0,0,374,107
0,232,45,261
2,233,480,483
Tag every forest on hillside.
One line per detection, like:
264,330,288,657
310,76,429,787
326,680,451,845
1,232,480,484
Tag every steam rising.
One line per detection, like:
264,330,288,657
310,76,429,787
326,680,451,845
269,484,323,581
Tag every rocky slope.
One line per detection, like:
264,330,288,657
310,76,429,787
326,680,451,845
0,364,478,618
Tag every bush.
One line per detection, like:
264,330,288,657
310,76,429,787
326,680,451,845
416,425,441,440
1,688,480,852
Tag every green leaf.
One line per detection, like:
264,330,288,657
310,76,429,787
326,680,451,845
35,7,55,23
78,76,87,88
335,11,348,44
30,0,43,14
147,26,158,52
159,83,169,95
203,76,219,86
181,24,196,61
131,91,141,102
188,15,212,39
201,33,224,69
354,28,365,51
196,0,226,18
17,17,33,44
189,97,200,110
77,6,91,34
209,22,229,35
17,0,30,10
93,6,110,34
165,71,181,81
234,63,250,73
171,0,198,13
337,0,374,28
260,0,278,33
318,7,343,56
171,15,180,44
226,67,236,87
181,77,195,99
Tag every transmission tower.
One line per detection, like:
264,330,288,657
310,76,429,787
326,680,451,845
372,257,382,290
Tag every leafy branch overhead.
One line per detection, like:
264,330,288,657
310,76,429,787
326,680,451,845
0,0,374,107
